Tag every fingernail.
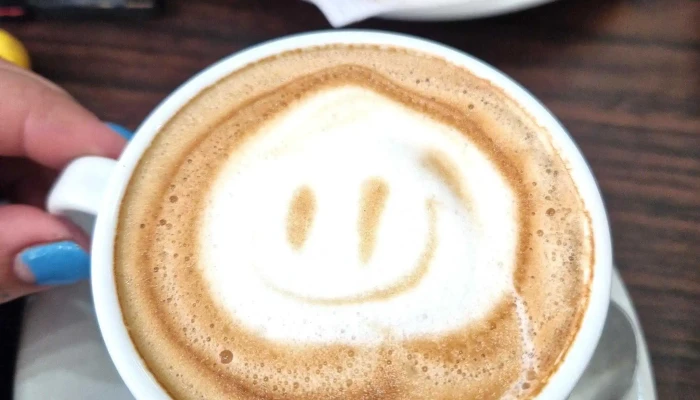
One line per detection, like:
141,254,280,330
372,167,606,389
106,122,134,140
15,241,90,285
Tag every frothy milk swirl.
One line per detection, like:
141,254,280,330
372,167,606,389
115,45,593,400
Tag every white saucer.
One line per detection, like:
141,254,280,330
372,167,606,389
13,267,656,400
381,0,556,21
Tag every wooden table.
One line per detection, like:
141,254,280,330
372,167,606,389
3,0,699,398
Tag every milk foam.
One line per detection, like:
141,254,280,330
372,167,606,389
203,86,517,343
115,44,593,400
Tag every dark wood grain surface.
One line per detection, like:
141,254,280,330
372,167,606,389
2,0,699,398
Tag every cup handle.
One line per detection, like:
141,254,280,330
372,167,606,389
47,156,117,235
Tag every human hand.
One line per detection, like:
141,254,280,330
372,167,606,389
0,60,127,303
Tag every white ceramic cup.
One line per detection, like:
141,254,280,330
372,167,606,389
47,30,612,400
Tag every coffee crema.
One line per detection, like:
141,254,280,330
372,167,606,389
115,44,593,400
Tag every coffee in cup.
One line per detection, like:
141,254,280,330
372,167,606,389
113,42,593,400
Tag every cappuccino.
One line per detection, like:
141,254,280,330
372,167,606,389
115,44,593,400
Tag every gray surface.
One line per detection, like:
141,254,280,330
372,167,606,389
569,303,638,400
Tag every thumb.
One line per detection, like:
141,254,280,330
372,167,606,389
0,204,89,303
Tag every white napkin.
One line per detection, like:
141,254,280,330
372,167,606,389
306,0,466,27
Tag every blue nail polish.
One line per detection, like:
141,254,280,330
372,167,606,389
20,241,90,285
106,122,134,140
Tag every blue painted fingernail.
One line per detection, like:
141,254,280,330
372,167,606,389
106,122,134,140
15,241,90,285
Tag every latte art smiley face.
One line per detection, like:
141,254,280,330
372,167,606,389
203,85,517,345
115,45,594,400
275,178,438,306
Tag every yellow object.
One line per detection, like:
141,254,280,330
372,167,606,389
0,29,30,69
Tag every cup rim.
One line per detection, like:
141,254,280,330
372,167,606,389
92,29,612,400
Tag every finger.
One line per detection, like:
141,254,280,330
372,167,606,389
0,59,67,95
0,124,131,207
0,204,89,303
0,63,126,169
